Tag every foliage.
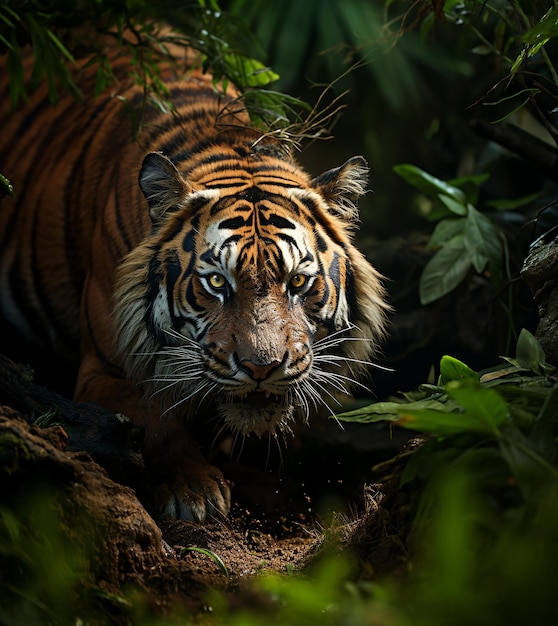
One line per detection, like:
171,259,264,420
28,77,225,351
0,0,308,131
182,546,229,579
227,0,456,111
392,163,519,305
393,0,558,131
206,481,558,626
0,172,13,198
337,328,557,505
0,490,97,625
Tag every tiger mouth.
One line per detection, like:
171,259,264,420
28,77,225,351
219,391,293,437
230,390,284,407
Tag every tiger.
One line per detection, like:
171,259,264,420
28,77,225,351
0,38,389,522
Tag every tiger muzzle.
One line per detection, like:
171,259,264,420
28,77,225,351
239,358,282,381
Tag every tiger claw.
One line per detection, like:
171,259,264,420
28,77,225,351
157,468,231,522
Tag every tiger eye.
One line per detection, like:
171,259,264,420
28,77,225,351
208,273,226,289
289,274,307,290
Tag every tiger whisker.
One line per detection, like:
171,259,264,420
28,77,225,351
312,367,371,395
291,387,311,422
300,377,341,416
234,432,246,463
160,379,214,415
198,381,221,408
209,421,231,456
314,353,392,371
295,385,319,421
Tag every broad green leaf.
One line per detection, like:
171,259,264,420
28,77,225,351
448,173,490,205
438,193,467,216
225,53,279,87
499,423,558,499
428,218,465,249
396,408,495,435
419,234,471,305
440,356,479,384
463,205,503,274
393,164,466,204
445,382,508,431
335,398,450,422
515,328,546,374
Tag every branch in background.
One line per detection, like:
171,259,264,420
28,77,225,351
470,118,558,183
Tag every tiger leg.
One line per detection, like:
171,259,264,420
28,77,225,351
75,359,231,521
75,270,231,522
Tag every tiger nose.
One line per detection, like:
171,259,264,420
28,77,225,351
240,359,281,381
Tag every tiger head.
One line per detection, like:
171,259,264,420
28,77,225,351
114,148,388,438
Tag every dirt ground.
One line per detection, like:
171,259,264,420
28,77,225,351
0,365,413,622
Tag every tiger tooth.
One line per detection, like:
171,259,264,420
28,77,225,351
265,390,271,398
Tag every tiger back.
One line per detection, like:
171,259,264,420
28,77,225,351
0,40,389,522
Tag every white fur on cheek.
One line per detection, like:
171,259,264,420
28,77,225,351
151,289,170,330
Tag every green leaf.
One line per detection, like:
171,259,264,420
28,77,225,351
393,164,466,204
463,205,503,274
522,7,558,44
515,328,546,374
224,53,279,87
438,193,467,216
428,218,465,249
396,408,495,436
419,234,471,305
448,173,490,205
487,191,543,211
440,356,479,385
335,398,451,423
445,382,508,431
182,547,229,578
498,424,558,499
0,173,13,197
46,29,76,63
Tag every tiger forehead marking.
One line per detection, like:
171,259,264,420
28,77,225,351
201,185,318,279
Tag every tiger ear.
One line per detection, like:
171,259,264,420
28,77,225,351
139,152,192,223
311,156,369,221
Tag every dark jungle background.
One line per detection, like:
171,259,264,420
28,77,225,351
1,1,557,624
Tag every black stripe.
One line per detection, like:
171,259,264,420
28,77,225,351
260,213,295,229
219,215,251,230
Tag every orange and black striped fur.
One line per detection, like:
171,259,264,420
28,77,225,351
0,42,388,521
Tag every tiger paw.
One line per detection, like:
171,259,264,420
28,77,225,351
155,464,231,522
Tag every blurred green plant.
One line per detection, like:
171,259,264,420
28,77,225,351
391,0,558,163
0,491,94,625
391,163,544,305
0,0,306,128
337,328,557,505
208,478,558,626
441,0,558,120
228,0,468,110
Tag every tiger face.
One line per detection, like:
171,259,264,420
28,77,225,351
114,150,388,439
